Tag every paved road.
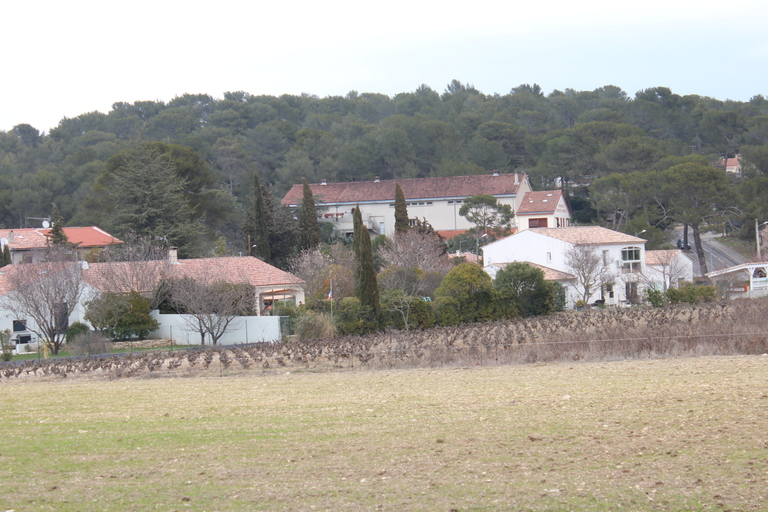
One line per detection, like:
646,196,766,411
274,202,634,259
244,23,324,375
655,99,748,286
682,232,747,277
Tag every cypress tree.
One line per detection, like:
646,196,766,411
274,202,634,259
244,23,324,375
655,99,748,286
299,178,320,250
49,203,69,246
353,206,380,318
394,183,409,234
1,244,10,267
243,172,271,262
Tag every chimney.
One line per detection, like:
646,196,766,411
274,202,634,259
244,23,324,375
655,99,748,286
321,179,327,185
514,173,519,185
492,170,499,177
168,246,178,264
374,176,380,183
8,230,13,243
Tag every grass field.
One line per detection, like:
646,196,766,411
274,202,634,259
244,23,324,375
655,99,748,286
1,355,767,511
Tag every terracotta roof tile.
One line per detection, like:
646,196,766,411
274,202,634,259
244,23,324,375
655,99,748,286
645,250,685,266
527,226,645,245
516,190,564,215
0,226,121,250
281,173,528,206
1,257,304,297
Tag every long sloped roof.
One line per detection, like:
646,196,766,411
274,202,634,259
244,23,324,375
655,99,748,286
526,226,645,245
83,256,304,293
281,173,527,205
0,257,304,297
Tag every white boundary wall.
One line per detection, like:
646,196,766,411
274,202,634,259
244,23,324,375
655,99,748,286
151,311,283,345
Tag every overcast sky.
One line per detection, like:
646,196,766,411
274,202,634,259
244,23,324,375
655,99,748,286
3,0,767,133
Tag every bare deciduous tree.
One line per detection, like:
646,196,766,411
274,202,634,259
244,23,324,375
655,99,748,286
169,270,254,345
378,230,453,276
378,267,428,330
564,244,611,305
0,250,84,355
91,234,172,308
289,243,355,303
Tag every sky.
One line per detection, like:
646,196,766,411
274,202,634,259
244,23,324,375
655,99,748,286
3,0,767,133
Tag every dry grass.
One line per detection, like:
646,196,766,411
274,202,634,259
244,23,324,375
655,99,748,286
3,299,767,381
1,355,768,511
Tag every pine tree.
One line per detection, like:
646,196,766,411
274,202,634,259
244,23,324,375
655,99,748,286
49,203,69,246
353,206,380,318
243,172,271,262
394,183,409,234
299,178,320,250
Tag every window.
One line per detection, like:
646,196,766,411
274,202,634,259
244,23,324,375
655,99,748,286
528,218,548,228
379,222,385,235
409,219,418,227
621,246,642,273
13,320,26,332
604,284,614,299
546,252,552,262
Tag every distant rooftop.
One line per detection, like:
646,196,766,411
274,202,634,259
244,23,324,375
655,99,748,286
281,173,528,206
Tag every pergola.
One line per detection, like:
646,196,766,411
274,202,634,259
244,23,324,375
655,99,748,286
706,262,768,298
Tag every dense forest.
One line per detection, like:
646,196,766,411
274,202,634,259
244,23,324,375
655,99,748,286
2,80,767,265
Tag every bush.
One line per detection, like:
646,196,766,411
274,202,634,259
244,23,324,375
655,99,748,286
380,291,435,330
434,296,462,326
0,329,12,361
551,282,567,312
66,321,90,344
294,310,336,341
67,331,111,356
335,297,379,336
435,263,498,324
646,288,667,308
86,291,160,340
666,283,718,305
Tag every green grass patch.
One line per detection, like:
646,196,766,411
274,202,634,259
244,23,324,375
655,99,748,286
717,235,756,259
1,356,767,510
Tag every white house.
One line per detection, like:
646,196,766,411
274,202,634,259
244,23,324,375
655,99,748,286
0,254,305,353
483,226,647,308
281,172,539,237
644,250,694,290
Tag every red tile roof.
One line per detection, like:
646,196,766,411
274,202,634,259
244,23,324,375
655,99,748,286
645,250,686,266
82,256,304,294
516,190,564,215
281,173,528,206
0,226,121,250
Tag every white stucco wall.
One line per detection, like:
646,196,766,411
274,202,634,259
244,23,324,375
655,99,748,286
483,231,647,307
150,311,284,345
318,178,532,235
644,253,694,290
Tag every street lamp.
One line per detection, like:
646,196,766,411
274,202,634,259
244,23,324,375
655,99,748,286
635,229,647,237
476,233,488,259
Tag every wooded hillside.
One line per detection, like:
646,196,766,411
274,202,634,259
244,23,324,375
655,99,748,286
2,81,767,260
